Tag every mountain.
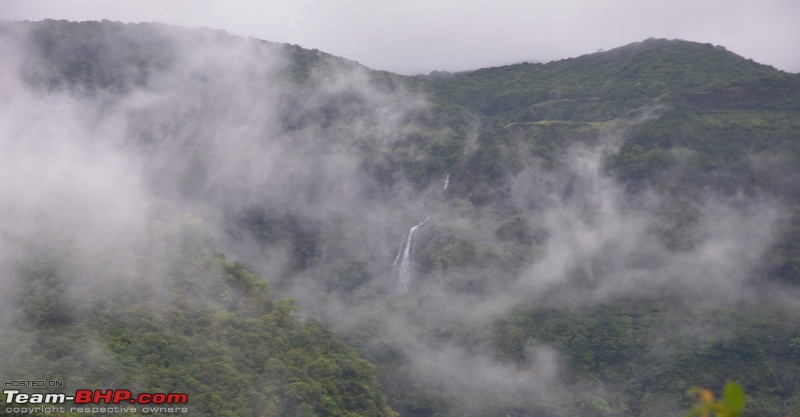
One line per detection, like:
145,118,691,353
424,38,798,124
0,216,395,417
1,19,800,417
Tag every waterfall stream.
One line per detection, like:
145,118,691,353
396,216,430,293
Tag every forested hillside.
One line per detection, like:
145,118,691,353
1,20,800,417
0,215,395,417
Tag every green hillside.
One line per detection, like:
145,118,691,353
423,38,799,124
0,215,396,417
2,20,800,417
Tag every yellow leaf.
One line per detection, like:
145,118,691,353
689,387,715,404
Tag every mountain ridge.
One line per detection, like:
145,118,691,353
2,20,800,417
421,37,800,126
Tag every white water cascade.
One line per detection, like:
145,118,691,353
443,173,450,191
394,216,430,293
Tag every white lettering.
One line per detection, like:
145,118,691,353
44,393,67,403
3,389,19,403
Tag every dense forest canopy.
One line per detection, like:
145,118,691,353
1,19,800,417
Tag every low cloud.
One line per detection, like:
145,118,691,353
0,21,793,416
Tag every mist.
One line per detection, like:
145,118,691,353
0,20,796,416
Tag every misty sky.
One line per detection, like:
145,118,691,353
3,0,799,75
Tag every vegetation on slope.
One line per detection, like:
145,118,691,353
422,38,799,126
3,20,800,417
0,216,396,417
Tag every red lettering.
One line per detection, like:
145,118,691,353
167,393,189,404
74,389,93,404
93,389,114,404
75,389,188,405
113,390,131,403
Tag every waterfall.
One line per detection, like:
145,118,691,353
396,216,430,293
443,173,450,191
393,235,405,267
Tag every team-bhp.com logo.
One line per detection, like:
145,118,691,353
4,388,189,414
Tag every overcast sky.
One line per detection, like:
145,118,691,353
2,0,799,74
